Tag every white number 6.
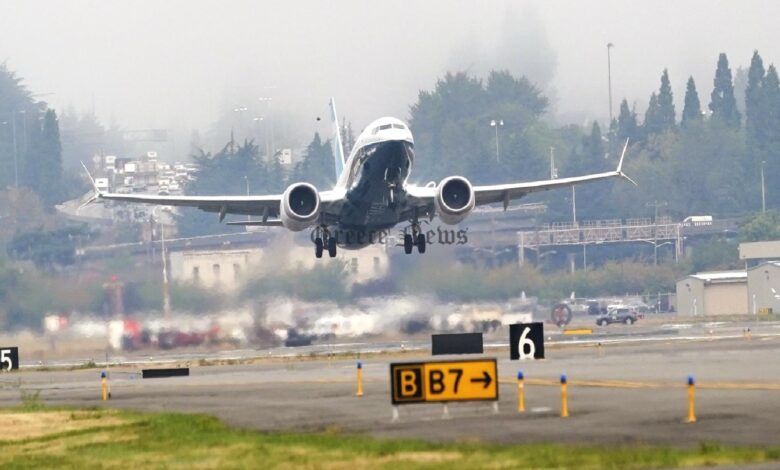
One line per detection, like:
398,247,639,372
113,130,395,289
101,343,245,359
518,327,536,360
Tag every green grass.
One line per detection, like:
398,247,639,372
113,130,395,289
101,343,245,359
1,407,779,469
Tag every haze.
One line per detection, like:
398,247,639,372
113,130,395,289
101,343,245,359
2,0,779,157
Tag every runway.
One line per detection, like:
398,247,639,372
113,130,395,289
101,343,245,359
2,327,779,447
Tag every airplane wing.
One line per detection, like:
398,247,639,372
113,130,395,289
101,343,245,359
95,190,345,221
80,163,345,222
98,192,283,219
406,140,635,212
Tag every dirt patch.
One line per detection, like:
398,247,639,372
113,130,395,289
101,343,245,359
0,410,126,441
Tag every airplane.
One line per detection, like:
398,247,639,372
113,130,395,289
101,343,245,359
83,99,635,258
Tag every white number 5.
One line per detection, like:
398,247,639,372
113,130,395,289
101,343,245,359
0,349,12,371
518,327,536,360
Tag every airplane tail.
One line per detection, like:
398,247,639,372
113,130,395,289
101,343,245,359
329,98,346,180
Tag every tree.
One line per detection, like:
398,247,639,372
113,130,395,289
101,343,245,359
681,77,702,125
409,70,550,184
290,133,335,190
739,211,780,242
616,99,638,142
745,51,766,141
177,138,270,237
657,69,676,131
36,110,63,207
709,53,741,128
643,92,662,136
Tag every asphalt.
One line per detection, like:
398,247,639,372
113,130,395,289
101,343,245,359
2,329,780,449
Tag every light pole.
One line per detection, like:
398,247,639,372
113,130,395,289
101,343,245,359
761,160,766,213
152,207,171,318
639,239,673,266
607,43,614,125
645,200,668,265
244,175,250,223
490,119,503,162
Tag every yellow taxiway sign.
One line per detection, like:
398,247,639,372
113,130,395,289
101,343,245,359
391,359,498,404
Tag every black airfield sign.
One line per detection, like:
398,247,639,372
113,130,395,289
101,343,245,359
0,347,19,371
510,322,545,360
431,333,484,355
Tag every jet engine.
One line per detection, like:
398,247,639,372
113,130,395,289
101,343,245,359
435,176,475,225
280,183,320,231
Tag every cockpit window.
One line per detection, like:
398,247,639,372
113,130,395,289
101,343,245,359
372,123,405,134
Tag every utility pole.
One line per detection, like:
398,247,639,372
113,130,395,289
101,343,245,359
161,219,171,318
607,43,614,125
646,200,667,265
11,109,18,187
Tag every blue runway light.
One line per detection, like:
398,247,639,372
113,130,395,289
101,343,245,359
101,371,106,378
688,375,695,386
357,361,362,369
517,371,524,380
560,374,567,384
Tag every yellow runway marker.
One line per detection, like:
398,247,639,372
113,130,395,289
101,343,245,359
564,329,593,335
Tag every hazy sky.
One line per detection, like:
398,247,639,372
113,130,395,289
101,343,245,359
2,0,780,149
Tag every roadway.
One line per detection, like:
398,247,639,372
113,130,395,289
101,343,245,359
2,325,780,447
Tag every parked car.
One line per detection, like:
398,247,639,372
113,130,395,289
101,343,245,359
596,307,638,326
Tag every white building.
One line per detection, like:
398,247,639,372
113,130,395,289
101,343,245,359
675,271,748,316
747,261,780,315
168,241,389,291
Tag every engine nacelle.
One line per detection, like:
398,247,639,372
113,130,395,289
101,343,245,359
435,176,475,225
280,183,320,231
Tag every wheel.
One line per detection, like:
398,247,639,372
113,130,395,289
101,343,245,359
625,317,634,325
315,238,323,259
404,234,413,254
416,233,426,254
327,237,337,258
597,319,605,326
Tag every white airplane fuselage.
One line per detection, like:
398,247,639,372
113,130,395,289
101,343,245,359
330,117,416,248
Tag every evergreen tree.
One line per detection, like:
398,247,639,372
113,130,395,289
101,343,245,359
643,92,662,136
764,65,780,140
657,69,676,131
36,110,63,207
616,99,638,143
745,50,766,142
709,53,741,128
584,121,605,162
681,76,702,125
291,133,335,190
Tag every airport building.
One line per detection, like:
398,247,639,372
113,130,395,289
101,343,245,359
168,242,389,290
675,271,748,316
747,261,780,315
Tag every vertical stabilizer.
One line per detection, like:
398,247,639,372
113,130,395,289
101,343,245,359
329,98,346,179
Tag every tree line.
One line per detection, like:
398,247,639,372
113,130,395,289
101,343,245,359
0,64,65,208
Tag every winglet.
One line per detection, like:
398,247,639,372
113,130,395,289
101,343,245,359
78,161,102,211
615,139,638,186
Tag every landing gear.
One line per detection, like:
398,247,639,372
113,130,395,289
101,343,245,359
404,234,413,254
313,226,337,259
403,222,426,255
416,233,426,254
